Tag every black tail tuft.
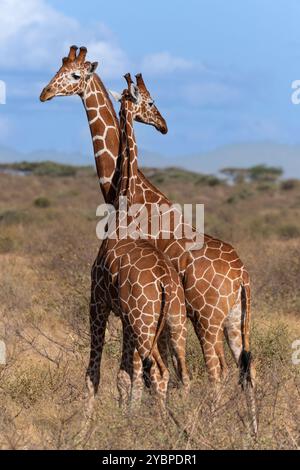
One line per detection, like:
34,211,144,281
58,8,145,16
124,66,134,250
239,350,253,389
161,284,166,309
142,357,153,389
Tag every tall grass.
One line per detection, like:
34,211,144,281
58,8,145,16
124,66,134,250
0,166,299,449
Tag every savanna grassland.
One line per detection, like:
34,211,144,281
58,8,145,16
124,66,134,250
0,162,299,450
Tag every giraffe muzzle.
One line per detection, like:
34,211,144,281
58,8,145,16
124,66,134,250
40,87,55,102
156,122,168,135
159,124,168,135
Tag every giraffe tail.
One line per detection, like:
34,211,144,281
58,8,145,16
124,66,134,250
239,283,258,435
142,281,170,388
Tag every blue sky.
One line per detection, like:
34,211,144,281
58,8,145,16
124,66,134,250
1,0,300,171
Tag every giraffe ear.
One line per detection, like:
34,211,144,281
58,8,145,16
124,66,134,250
109,90,122,102
88,62,98,76
130,84,140,103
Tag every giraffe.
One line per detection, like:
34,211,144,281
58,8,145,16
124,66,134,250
112,73,257,432
40,46,189,412
40,46,257,432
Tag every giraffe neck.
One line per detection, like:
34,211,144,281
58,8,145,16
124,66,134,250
118,101,138,206
81,74,121,204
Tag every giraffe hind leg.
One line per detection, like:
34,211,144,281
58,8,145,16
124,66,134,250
168,324,190,393
130,350,144,412
224,299,256,385
224,301,243,366
191,313,224,384
85,303,109,397
150,347,170,412
85,301,110,416
224,297,257,435
117,321,135,411
142,356,153,388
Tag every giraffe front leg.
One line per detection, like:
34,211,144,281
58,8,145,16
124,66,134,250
85,301,110,414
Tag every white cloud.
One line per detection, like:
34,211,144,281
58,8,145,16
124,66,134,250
0,0,78,69
0,0,129,78
141,52,193,76
0,1,196,81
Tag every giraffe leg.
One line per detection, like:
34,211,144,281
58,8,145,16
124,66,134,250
130,323,169,411
215,331,229,382
129,349,144,412
190,314,227,412
85,301,110,413
224,295,257,386
119,325,169,415
157,329,169,371
224,301,243,366
191,315,222,383
117,320,146,413
131,328,170,408
124,336,169,414
168,323,190,394
117,320,134,411
224,290,258,435
150,347,170,413
223,298,257,385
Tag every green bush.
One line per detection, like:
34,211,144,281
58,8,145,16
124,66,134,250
196,175,222,186
0,209,29,225
238,188,252,199
257,183,275,191
0,161,77,177
281,179,299,191
253,323,290,367
0,236,15,253
34,197,51,208
226,195,238,204
249,217,273,238
34,161,77,177
152,175,165,185
6,366,49,408
277,224,300,239
226,188,252,204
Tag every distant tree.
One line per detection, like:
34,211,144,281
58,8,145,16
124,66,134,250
221,164,283,184
220,167,248,184
248,164,283,182
281,179,299,190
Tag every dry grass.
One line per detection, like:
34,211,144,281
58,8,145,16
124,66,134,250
0,167,300,450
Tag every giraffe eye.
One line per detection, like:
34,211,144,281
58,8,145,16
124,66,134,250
149,101,154,107
71,73,81,80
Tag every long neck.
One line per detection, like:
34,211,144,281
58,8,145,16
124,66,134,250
81,74,121,203
119,101,138,206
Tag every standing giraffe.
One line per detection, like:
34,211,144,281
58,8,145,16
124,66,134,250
112,75,255,376
112,73,257,431
40,46,189,411
40,46,256,432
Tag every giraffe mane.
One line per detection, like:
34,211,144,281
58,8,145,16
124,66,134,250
93,73,120,127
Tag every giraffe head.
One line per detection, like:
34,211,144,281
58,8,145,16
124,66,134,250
40,46,98,102
110,73,168,135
